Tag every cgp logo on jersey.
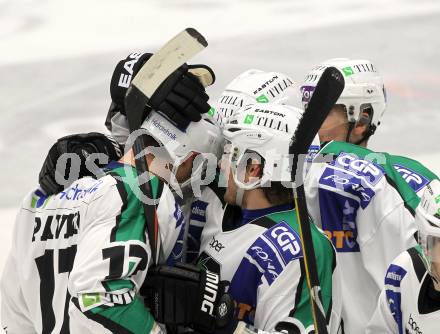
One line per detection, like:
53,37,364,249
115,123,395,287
393,164,429,193
332,153,384,186
245,221,303,285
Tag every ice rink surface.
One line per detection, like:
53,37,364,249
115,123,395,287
0,0,439,323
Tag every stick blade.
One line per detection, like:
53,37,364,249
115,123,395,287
291,66,345,155
131,28,208,99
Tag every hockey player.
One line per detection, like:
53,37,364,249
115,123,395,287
197,102,342,333
0,52,227,334
186,69,320,262
367,179,440,333
300,58,438,332
35,69,304,264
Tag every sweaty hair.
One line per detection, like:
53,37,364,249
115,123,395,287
262,181,294,206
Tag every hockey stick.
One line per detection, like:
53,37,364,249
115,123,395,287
289,67,344,334
124,28,208,265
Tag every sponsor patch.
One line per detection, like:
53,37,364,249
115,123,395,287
300,85,315,103
244,221,303,285
385,264,407,288
332,153,384,186
31,189,51,209
59,179,103,201
190,200,208,222
318,190,360,252
393,164,429,193
320,167,376,209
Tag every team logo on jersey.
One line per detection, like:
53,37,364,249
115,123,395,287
393,164,429,193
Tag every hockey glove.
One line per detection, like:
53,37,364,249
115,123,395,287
141,263,234,333
39,132,123,195
110,52,215,129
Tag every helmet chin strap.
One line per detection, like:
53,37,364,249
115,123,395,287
345,121,355,143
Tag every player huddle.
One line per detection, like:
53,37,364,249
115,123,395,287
1,50,440,334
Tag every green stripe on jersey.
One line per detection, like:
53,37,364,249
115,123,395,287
103,279,135,293
320,141,424,212
265,210,335,326
90,296,154,334
109,165,160,242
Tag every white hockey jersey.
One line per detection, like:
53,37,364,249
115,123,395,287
367,245,440,334
1,162,184,334
198,207,342,333
304,141,438,333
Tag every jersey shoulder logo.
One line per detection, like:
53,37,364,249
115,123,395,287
393,164,430,193
385,263,407,287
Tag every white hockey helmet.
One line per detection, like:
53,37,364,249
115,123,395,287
216,69,303,121
301,58,387,136
222,102,319,192
140,110,223,188
415,179,440,281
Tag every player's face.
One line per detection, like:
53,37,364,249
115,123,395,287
175,153,198,184
318,105,349,143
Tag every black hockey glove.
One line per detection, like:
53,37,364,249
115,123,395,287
38,132,123,195
110,52,214,129
141,263,234,333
